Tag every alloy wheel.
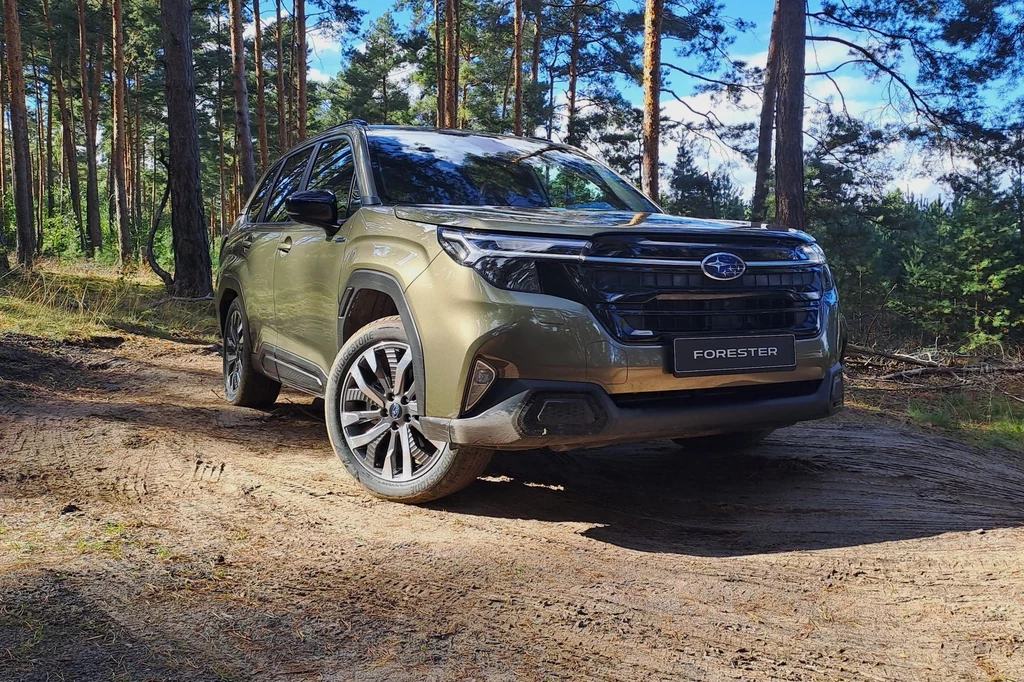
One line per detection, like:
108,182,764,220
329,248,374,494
224,308,244,398
339,341,445,481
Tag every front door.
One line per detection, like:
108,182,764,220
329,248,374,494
273,136,361,381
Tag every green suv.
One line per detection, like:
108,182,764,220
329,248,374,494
216,122,846,503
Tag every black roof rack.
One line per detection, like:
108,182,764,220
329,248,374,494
340,118,368,127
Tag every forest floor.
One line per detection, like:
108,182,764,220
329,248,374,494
1,265,1024,681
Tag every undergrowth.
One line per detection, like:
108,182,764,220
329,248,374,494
0,260,218,343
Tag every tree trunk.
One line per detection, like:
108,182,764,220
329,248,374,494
640,0,664,200
3,0,36,266
443,0,458,127
434,0,445,126
78,0,102,255
253,0,269,168
512,0,524,136
0,40,8,234
295,0,307,140
530,12,541,84
774,0,806,229
750,0,781,221
276,0,287,151
112,0,133,265
43,0,84,244
162,0,213,297
229,0,257,199
31,45,45,246
566,0,582,146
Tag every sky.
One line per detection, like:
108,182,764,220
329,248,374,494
251,0,950,200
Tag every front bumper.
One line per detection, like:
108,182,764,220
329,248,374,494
419,363,844,450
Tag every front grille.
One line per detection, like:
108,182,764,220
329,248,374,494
608,295,819,337
547,232,826,343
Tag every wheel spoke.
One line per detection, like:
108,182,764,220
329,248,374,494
350,362,386,407
393,351,413,395
378,431,396,480
405,399,418,415
342,410,383,427
398,425,415,481
348,419,391,448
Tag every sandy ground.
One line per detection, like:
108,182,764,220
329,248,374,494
1,332,1022,682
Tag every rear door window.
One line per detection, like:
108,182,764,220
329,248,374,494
264,148,314,223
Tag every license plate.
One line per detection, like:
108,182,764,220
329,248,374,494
673,335,797,376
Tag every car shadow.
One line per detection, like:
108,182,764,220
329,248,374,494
435,419,1024,556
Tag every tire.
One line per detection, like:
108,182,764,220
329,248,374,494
672,429,774,453
325,315,493,503
222,297,281,409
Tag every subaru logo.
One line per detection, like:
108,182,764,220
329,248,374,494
701,252,746,281
390,403,402,419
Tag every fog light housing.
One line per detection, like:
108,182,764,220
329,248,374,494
464,359,497,412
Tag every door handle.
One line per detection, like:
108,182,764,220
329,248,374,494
278,236,292,254
240,235,254,251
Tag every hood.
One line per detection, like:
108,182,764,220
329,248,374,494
393,205,815,242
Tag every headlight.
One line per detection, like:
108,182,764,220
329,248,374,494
796,243,827,263
437,228,589,293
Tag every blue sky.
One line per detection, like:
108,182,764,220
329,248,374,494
252,0,947,198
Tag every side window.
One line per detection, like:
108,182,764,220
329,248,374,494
264,148,313,223
246,162,280,224
308,138,358,212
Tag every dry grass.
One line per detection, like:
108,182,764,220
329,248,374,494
0,259,218,343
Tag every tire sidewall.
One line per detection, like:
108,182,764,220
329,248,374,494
324,317,465,501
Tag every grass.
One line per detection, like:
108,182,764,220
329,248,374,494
0,259,218,343
906,392,1024,452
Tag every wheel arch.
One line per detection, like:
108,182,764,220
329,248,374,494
339,270,428,414
217,276,244,332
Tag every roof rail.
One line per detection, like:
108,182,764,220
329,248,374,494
340,118,368,127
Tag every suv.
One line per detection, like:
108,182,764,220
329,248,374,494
216,122,846,503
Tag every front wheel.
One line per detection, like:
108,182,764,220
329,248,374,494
325,316,493,503
672,429,774,453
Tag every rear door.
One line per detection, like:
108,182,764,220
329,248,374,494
273,135,361,381
228,160,282,355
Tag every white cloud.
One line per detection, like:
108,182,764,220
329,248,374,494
308,68,332,83
308,24,344,55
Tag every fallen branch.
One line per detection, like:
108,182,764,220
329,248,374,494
847,343,943,368
876,365,1024,381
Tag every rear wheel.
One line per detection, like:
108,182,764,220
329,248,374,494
672,429,774,453
222,298,281,408
325,316,493,503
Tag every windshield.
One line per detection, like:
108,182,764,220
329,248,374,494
366,129,658,212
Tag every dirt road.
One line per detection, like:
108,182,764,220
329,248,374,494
1,333,1023,681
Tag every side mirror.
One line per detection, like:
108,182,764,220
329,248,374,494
286,189,339,234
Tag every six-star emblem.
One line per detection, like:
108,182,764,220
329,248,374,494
701,252,747,281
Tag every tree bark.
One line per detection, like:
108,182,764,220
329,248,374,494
78,0,102,255
0,40,8,235
566,0,582,146
253,0,270,168
162,0,213,297
512,0,524,135
295,0,307,140
640,0,664,200
443,0,458,127
229,0,258,199
276,0,287,150
112,0,133,265
530,12,541,84
434,0,445,126
3,0,36,266
774,0,806,229
751,0,781,221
